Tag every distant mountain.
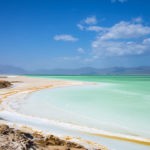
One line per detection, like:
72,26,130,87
0,65,150,75
32,67,98,75
32,66,150,75
0,65,27,74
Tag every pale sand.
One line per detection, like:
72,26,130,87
0,75,107,150
0,75,84,103
0,75,150,149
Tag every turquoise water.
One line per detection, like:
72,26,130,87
22,76,150,135
6,76,150,149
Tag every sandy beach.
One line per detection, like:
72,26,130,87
0,75,84,103
0,75,107,150
0,75,150,150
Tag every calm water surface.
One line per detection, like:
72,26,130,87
5,76,150,150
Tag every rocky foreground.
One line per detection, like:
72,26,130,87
0,78,88,150
0,80,12,88
0,77,106,150
0,124,89,150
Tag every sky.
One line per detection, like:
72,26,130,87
0,0,150,70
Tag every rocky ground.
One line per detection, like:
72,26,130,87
0,77,106,150
0,78,88,150
0,124,88,150
0,80,12,88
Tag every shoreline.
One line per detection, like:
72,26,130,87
0,75,106,150
0,75,150,149
0,75,85,103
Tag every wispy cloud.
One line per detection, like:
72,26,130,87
59,17,150,65
92,39,150,56
77,48,85,54
77,16,98,31
77,16,107,32
54,34,78,42
57,56,81,61
77,16,150,59
111,0,127,3
100,21,150,40
86,26,107,32
77,24,84,30
132,17,143,23
91,19,150,56
84,16,97,24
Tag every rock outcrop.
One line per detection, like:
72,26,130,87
0,80,12,88
0,124,88,150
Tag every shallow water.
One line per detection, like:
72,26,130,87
1,75,150,150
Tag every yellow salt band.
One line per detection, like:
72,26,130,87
87,132,150,146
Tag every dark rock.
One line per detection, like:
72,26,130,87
0,124,92,150
0,80,12,88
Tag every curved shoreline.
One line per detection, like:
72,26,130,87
0,76,84,103
0,76,150,149
0,76,107,150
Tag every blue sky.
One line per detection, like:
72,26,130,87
0,0,150,69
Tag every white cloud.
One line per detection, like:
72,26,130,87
77,48,85,54
100,21,150,40
77,17,150,57
111,0,127,3
84,16,97,24
77,24,84,30
77,24,106,32
92,39,150,56
91,20,150,56
132,17,143,23
54,34,78,42
143,38,150,45
86,26,106,32
77,16,103,31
